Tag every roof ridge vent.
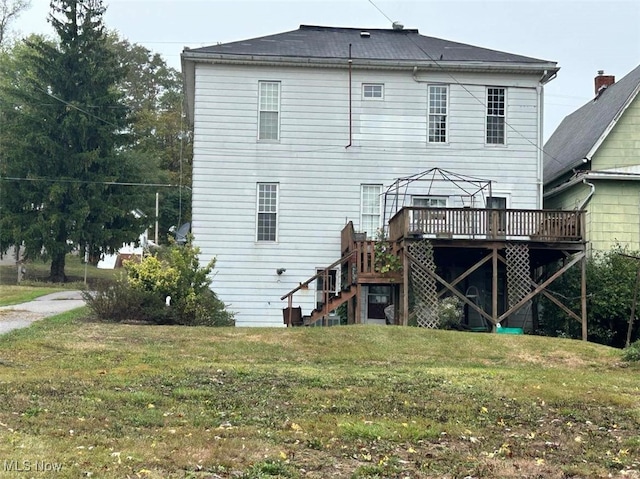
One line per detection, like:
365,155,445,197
360,31,370,38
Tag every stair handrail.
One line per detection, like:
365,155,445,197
280,252,355,301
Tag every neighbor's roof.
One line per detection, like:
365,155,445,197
183,24,553,65
544,64,640,184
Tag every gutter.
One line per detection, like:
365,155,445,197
181,51,558,73
544,171,640,199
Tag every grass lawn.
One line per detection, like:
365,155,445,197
0,315,638,478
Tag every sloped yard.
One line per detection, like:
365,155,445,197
0,313,638,478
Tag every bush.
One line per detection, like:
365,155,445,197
621,340,640,362
84,238,234,326
436,296,463,329
538,245,639,347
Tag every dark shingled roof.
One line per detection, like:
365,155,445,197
544,64,640,184
187,25,551,64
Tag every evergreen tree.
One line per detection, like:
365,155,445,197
0,0,146,281
108,36,192,239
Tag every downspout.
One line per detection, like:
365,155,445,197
346,44,353,149
537,70,557,208
536,82,544,208
578,178,595,210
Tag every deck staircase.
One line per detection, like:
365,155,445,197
281,222,403,326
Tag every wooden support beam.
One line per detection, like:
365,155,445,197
495,252,583,325
497,252,584,323
581,254,588,341
402,246,409,326
436,253,493,298
540,289,582,323
626,265,640,347
492,247,498,330
405,250,494,324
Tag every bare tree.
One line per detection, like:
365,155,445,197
0,0,31,47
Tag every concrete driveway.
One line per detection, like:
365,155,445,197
0,291,86,335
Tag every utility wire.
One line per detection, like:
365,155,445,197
0,176,179,188
365,0,565,168
34,85,122,129
368,0,394,23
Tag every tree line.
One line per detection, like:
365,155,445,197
0,0,191,282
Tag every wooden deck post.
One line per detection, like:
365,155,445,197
492,246,498,331
402,245,409,326
581,253,588,341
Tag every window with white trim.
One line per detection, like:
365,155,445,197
362,83,384,100
258,81,280,140
413,196,447,220
257,183,278,241
486,87,506,144
361,184,382,238
428,85,448,143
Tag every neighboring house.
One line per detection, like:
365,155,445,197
544,66,640,253
182,24,587,332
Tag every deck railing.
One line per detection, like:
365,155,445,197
388,207,584,242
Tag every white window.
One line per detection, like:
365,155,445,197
428,85,448,143
413,196,447,221
361,184,382,238
486,87,506,144
258,81,280,140
257,183,278,241
362,83,384,100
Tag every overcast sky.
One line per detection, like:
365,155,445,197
12,0,640,140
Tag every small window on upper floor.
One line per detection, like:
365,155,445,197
362,83,384,100
486,87,506,145
428,85,448,143
258,81,280,141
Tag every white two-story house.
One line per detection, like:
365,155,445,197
182,24,586,331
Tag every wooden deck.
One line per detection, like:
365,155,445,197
282,208,587,333
389,207,584,243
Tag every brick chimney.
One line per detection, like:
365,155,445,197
595,70,615,96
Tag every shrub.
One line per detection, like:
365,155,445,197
621,340,640,362
84,238,234,326
538,245,639,347
436,296,463,329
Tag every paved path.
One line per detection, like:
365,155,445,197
0,291,86,335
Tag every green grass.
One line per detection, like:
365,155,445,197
0,318,639,478
0,285,67,306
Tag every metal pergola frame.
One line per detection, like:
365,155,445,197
383,167,494,226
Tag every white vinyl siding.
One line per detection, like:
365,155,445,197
190,63,544,326
428,85,448,143
486,87,506,144
257,183,278,241
361,184,382,238
258,81,280,140
363,83,384,100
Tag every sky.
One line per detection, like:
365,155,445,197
11,0,640,140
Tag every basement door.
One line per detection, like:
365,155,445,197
365,285,392,325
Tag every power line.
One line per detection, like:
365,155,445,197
367,0,394,23
0,176,179,188
365,0,565,168
34,86,122,129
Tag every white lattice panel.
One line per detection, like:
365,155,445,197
408,240,439,328
505,243,530,308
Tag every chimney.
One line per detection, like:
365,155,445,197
594,70,615,96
